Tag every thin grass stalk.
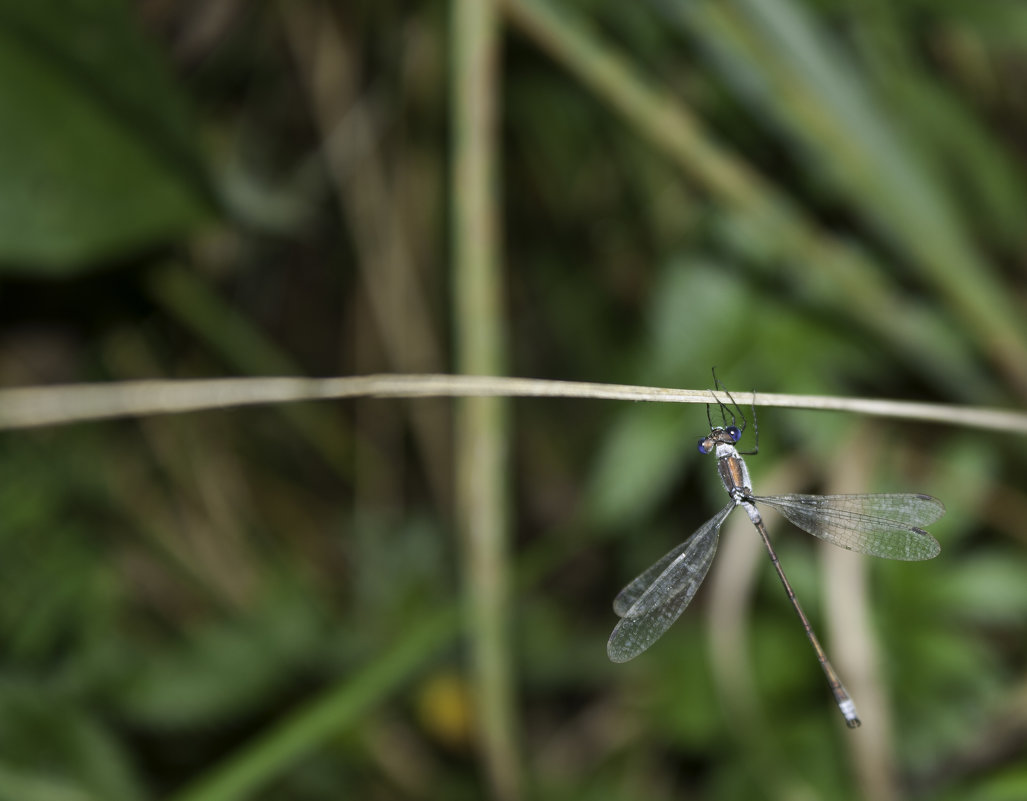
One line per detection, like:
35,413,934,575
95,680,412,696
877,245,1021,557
1,375,1024,434
451,0,521,799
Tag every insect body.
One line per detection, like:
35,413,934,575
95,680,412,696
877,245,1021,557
608,385,943,727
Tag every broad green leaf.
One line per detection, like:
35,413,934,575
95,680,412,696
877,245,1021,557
0,1,212,272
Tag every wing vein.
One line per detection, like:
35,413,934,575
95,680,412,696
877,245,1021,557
607,503,735,662
754,493,944,560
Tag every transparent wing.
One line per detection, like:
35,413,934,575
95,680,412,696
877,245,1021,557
754,493,944,561
607,503,734,663
612,530,705,618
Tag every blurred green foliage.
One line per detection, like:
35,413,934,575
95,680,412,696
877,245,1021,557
0,1,1026,800
0,1,212,271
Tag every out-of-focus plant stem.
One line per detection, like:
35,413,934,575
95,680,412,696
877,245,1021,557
452,0,521,800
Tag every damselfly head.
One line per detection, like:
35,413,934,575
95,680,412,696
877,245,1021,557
698,425,742,454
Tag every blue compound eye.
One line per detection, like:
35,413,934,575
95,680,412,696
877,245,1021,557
697,438,711,454
726,426,742,442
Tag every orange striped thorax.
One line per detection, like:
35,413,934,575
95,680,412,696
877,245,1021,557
698,425,752,502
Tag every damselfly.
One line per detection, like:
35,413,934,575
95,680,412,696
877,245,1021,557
607,376,944,727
